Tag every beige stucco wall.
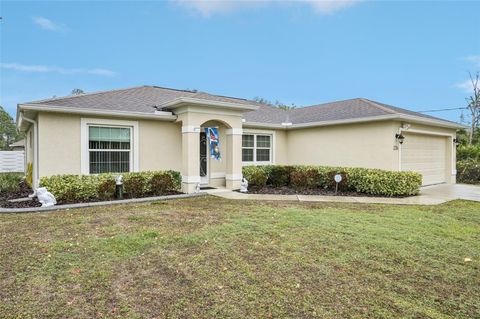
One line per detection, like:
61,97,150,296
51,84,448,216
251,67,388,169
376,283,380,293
283,120,457,183
35,111,458,186
285,121,398,170
37,112,183,177
38,113,82,177
139,120,182,172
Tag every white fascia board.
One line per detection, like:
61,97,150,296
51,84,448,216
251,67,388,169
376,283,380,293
242,122,286,129
159,97,259,112
395,114,466,129
18,103,178,121
243,114,464,130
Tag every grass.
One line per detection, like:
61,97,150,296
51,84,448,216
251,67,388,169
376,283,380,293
0,197,479,318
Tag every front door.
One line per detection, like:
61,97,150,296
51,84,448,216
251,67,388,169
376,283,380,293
200,131,209,185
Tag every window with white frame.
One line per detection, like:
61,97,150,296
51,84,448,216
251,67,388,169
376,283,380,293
88,126,131,174
242,134,272,163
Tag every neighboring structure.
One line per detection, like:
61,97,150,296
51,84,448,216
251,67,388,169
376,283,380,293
16,86,463,193
0,151,25,173
9,139,25,151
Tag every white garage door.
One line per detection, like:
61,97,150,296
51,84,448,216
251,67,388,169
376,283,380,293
401,133,447,186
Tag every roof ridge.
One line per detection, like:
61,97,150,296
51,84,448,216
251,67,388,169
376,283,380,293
150,85,200,94
190,91,252,102
359,98,398,114
294,98,362,110
151,85,254,103
28,85,148,104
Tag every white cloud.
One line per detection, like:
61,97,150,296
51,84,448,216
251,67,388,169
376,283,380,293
0,63,116,77
32,16,67,32
455,79,475,93
465,55,480,67
305,0,360,14
172,0,361,17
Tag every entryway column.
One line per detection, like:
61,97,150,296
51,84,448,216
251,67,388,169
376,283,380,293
226,128,243,190
181,125,200,193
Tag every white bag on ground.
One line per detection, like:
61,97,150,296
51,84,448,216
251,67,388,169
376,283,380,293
36,187,57,207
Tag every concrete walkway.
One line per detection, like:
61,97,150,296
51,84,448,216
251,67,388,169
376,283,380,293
205,184,480,205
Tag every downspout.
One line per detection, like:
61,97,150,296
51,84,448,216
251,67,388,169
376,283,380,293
21,112,39,191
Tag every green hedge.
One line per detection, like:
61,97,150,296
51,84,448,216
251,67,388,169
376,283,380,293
0,173,24,193
242,165,422,197
40,170,181,203
457,160,480,184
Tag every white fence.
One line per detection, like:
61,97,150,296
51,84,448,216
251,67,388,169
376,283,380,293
0,151,25,173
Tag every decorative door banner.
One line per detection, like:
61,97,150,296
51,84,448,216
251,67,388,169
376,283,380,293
205,127,221,160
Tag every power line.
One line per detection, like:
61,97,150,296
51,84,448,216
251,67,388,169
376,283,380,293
417,107,467,113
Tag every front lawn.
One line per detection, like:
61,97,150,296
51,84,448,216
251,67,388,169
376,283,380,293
1,197,479,318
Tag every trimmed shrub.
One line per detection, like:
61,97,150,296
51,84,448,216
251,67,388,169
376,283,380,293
290,167,322,189
40,174,96,202
346,168,422,196
123,173,147,198
148,171,180,195
457,160,480,184
268,165,294,187
242,166,268,188
289,166,331,190
40,170,182,202
0,173,24,193
97,174,116,200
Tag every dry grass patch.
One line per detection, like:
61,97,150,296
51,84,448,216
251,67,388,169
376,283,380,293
0,197,479,318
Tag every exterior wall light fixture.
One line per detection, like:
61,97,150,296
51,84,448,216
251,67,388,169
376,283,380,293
395,133,405,144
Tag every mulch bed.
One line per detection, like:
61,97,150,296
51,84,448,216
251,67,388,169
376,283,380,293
55,191,184,206
0,181,42,208
1,182,183,209
243,186,406,198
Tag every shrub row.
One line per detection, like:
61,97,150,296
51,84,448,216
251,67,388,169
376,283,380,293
0,173,24,193
40,170,181,203
242,165,422,197
457,160,480,184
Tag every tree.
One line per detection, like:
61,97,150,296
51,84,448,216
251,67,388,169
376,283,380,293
71,88,85,95
465,72,480,144
0,106,23,150
252,96,297,110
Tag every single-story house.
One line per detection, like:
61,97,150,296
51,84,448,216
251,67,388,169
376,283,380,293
16,86,463,193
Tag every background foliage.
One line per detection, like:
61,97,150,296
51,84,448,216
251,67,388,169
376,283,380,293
0,106,23,150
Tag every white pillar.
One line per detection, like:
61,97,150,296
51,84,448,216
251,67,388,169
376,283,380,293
226,128,243,190
181,125,200,193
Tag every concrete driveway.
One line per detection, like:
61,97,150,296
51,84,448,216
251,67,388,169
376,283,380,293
419,183,480,202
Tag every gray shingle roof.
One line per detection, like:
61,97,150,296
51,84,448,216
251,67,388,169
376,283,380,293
28,85,261,113
24,86,458,127
245,98,460,126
